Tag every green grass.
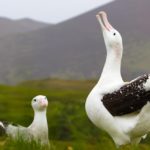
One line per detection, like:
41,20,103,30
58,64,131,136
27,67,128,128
0,78,150,149
1,138,51,150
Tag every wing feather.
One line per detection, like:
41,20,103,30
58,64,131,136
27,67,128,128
102,74,150,116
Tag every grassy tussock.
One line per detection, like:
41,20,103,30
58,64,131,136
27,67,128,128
1,138,51,150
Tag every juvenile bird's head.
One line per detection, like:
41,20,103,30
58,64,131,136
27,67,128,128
31,95,48,112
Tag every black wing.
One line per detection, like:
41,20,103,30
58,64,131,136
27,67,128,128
102,74,150,116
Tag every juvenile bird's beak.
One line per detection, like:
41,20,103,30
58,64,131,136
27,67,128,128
96,11,113,31
40,99,48,107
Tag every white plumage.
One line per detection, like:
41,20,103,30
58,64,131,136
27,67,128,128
85,11,150,146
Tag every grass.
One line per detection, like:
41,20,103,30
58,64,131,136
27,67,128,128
0,78,150,149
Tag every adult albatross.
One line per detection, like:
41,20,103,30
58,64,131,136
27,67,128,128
85,11,150,147
0,95,49,146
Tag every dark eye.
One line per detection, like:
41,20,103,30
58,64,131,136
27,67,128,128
113,33,116,36
33,99,36,102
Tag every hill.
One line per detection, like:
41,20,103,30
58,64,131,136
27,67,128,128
0,0,150,84
0,17,49,36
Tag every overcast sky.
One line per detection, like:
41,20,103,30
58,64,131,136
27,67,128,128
0,0,114,24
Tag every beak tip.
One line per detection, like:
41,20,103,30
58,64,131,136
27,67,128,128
96,11,107,20
97,11,105,15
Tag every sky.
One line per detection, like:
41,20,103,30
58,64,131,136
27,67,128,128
0,0,114,24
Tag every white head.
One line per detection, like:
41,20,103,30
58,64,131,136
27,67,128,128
96,11,123,57
31,95,48,112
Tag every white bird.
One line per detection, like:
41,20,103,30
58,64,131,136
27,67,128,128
0,95,49,146
85,11,150,147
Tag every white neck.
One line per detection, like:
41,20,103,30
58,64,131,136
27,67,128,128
29,109,49,144
97,47,123,85
31,110,48,128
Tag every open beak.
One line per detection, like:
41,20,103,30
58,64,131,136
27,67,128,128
96,11,113,31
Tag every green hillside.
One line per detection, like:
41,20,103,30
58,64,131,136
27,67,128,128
0,79,150,149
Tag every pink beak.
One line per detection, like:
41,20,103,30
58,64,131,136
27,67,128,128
96,11,113,31
40,99,48,107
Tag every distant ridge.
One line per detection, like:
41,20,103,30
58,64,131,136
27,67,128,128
0,17,49,36
0,0,149,84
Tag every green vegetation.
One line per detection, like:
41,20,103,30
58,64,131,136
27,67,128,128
0,78,150,149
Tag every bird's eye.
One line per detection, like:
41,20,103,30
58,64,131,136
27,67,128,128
33,99,36,102
113,33,116,36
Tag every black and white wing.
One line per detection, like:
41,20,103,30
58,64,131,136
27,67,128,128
0,121,28,138
102,74,150,116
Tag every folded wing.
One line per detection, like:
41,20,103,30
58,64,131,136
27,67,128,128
102,74,150,116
